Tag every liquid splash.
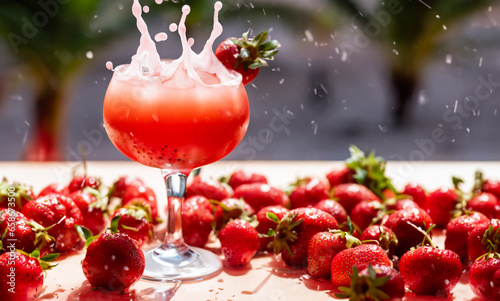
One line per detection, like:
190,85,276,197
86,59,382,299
115,0,242,88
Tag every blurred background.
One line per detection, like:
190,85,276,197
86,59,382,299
0,0,499,163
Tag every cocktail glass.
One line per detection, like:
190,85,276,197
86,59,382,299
103,62,249,282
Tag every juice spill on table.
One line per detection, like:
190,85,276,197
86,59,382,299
103,0,249,173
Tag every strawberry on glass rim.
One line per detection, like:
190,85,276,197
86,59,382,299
215,29,280,85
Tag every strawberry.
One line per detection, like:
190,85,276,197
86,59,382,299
0,180,35,211
330,244,392,289
314,199,348,229
288,177,329,209
0,210,53,256
467,192,500,219
383,207,434,256
120,184,158,224
21,195,67,237
108,175,144,199
218,219,260,267
401,182,427,208
82,221,145,291
445,211,490,265
469,255,500,300
272,207,338,267
113,206,153,247
343,145,397,200
54,216,85,253
335,264,405,301
360,225,398,259
225,169,267,190
387,197,421,211
350,199,384,231
306,230,360,279
255,205,289,252
424,186,461,229
474,170,500,200
186,176,233,201
325,166,355,188
70,188,108,235
215,29,280,85
399,245,462,296
182,195,213,248
467,219,500,262
213,197,255,231
332,183,380,214
37,183,69,197
233,183,290,212
67,175,101,193
0,250,58,301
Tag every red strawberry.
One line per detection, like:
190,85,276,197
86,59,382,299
445,212,490,265
468,219,500,262
82,225,145,291
335,264,405,300
38,183,69,197
233,183,290,212
218,219,260,267
215,30,280,85
325,166,355,188
70,188,108,235
255,205,289,252
360,225,398,259
21,195,67,236
307,230,360,279
399,245,462,296
314,199,348,229
0,210,53,255
182,195,214,248
424,187,461,228
67,175,101,193
387,197,421,211
480,176,500,201
383,207,434,256
213,197,255,231
108,175,144,199
330,244,392,289
0,180,35,211
401,182,427,208
467,192,500,219
288,177,329,209
469,255,500,300
272,207,338,267
123,196,160,225
332,183,380,214
113,206,153,247
0,250,58,301
186,176,233,201
350,199,384,231
54,216,85,253
226,169,267,190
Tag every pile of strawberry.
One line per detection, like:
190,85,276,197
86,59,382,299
183,145,500,300
0,173,161,299
2,145,500,300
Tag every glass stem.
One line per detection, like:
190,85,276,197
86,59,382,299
162,170,187,246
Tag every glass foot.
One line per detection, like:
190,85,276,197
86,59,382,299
141,243,222,282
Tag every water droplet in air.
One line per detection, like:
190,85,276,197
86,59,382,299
106,61,113,70
155,32,167,42
445,54,452,64
304,30,314,42
311,121,318,135
86,51,93,59
169,23,177,32
143,5,150,13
